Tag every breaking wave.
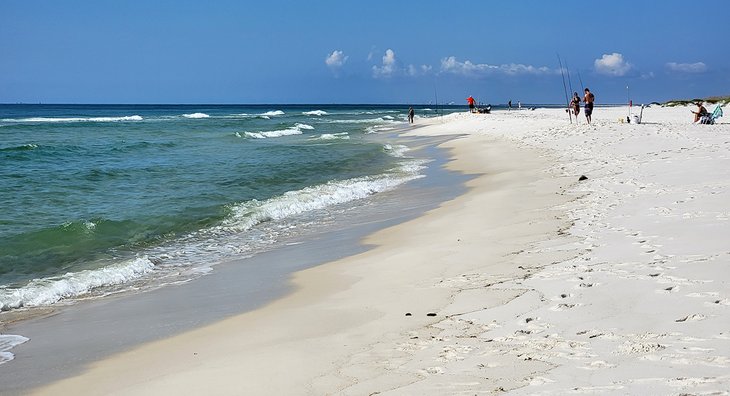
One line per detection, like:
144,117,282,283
303,110,328,116
0,257,156,311
312,133,350,141
1,116,143,123
244,123,314,139
182,113,210,119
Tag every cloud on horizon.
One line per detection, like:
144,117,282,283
594,53,632,76
440,56,556,77
325,50,348,69
666,61,707,73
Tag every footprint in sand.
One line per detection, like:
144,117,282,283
551,303,580,311
617,342,666,355
422,366,444,375
675,313,707,322
581,360,617,370
551,293,573,301
658,285,677,294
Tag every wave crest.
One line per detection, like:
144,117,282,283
243,123,314,139
313,133,350,141
303,110,328,116
1,116,143,123
221,165,425,233
0,257,156,311
182,113,210,119
0,143,38,152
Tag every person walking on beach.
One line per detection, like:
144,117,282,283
583,88,595,124
466,96,476,113
570,92,581,118
408,107,415,123
508,100,512,111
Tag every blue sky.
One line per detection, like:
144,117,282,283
2,0,728,104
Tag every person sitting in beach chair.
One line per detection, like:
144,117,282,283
477,105,491,114
692,102,708,123
699,105,724,125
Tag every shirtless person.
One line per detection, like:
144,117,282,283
583,88,595,124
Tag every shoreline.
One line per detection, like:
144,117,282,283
10,104,730,394
27,112,574,394
0,121,468,392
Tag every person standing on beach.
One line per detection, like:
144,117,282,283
570,92,581,118
466,96,476,113
508,100,512,111
408,107,415,123
584,88,595,124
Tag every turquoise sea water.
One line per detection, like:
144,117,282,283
0,104,457,315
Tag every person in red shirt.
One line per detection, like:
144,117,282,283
466,96,475,113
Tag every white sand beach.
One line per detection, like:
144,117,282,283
31,104,730,395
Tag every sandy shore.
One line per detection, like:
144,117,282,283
31,103,730,395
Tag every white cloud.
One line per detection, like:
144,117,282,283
325,50,348,69
594,53,632,76
369,49,433,78
666,62,707,73
407,64,432,77
440,56,555,76
372,49,398,78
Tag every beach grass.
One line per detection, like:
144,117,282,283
664,95,730,106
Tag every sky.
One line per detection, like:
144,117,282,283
1,0,729,104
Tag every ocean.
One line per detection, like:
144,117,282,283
0,104,461,362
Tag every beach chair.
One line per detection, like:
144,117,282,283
700,105,723,124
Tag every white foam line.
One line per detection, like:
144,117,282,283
1,116,143,123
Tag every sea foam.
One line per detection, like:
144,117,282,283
1,116,143,123
303,110,328,116
244,123,314,139
327,117,400,124
221,159,426,233
182,113,210,119
0,334,29,365
0,257,156,311
313,133,350,140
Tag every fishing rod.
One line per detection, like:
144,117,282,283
557,54,572,124
577,69,585,92
433,84,440,119
566,60,577,124
566,61,574,98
